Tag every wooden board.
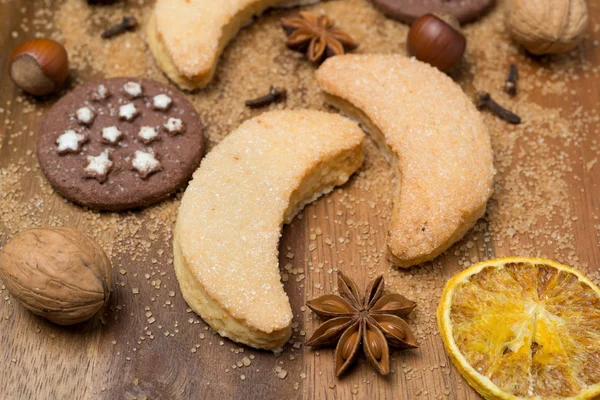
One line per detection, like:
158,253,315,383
1,0,599,399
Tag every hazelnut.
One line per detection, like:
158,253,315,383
0,227,112,325
406,14,466,72
506,0,588,55
9,38,69,96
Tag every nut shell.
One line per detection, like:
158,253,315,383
407,14,466,72
9,38,69,96
0,227,112,325
505,0,588,55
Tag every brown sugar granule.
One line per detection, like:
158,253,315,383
1,0,599,398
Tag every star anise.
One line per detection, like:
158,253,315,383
306,272,418,377
281,12,358,63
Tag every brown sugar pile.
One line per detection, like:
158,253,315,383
1,0,600,398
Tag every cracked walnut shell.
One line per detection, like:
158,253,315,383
505,0,588,55
0,227,112,325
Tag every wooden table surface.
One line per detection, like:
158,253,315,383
1,1,599,399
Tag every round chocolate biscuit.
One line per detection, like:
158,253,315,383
37,77,205,211
370,0,495,25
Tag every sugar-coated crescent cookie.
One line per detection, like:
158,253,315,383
317,54,495,268
147,0,308,90
174,110,365,349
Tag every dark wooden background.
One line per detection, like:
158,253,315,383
1,0,599,399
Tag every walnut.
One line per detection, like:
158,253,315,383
505,0,589,55
0,228,112,325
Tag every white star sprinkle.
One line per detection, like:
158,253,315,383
164,118,185,135
56,130,87,154
153,94,172,111
119,103,139,121
84,149,113,183
131,150,162,178
76,107,95,126
138,126,159,144
123,82,143,98
101,126,123,144
92,84,110,101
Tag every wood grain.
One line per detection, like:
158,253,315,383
1,1,599,399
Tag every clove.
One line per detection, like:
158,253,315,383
101,16,138,39
245,86,286,108
504,64,518,96
476,92,521,124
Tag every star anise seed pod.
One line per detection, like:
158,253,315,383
306,272,418,377
281,12,359,63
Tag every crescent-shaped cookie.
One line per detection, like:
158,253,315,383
316,54,495,268
147,0,300,90
174,110,365,349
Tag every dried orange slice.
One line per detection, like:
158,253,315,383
437,257,600,399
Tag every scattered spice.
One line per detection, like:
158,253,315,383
504,64,518,96
281,12,358,63
244,86,286,108
306,272,418,376
101,16,138,39
476,92,522,124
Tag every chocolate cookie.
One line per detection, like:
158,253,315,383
370,0,495,24
37,78,205,211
